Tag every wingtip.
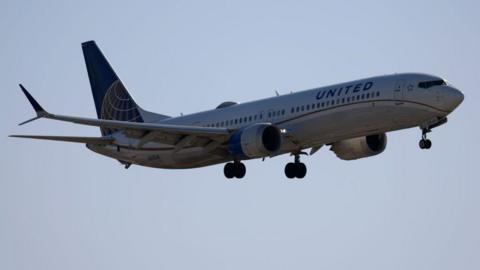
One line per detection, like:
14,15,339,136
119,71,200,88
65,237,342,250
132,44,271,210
18,84,46,114
19,83,26,92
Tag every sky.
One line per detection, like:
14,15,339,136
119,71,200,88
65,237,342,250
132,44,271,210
1,0,479,269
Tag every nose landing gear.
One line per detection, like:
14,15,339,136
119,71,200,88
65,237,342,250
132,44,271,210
419,128,432,149
284,152,307,179
224,161,246,179
418,117,448,150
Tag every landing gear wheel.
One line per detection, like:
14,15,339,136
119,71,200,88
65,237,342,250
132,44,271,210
234,162,246,178
419,139,432,149
224,162,246,179
419,139,425,149
285,152,308,179
424,139,432,149
296,163,307,179
419,128,432,150
285,163,296,179
224,163,235,178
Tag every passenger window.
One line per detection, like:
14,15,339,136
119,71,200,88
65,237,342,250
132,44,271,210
301,105,305,111
306,104,310,110
249,116,252,121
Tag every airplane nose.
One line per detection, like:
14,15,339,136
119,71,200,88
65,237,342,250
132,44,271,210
441,87,464,111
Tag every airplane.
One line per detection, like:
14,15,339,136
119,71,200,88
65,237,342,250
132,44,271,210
10,41,464,179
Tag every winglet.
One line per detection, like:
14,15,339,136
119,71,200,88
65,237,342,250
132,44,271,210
18,84,49,125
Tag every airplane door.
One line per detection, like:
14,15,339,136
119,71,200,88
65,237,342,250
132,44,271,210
258,110,265,122
267,109,274,122
393,80,406,101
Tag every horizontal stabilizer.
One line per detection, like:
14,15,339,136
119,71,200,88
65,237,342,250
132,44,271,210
9,135,113,144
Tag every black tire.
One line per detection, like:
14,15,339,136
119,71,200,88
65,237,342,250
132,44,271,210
285,163,296,179
224,163,235,179
425,139,432,149
419,139,426,149
296,163,307,178
234,162,246,178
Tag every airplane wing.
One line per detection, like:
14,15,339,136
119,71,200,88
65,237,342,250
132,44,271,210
13,85,232,149
30,113,230,139
9,135,114,144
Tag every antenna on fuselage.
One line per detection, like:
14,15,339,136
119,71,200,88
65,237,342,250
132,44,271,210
275,90,280,96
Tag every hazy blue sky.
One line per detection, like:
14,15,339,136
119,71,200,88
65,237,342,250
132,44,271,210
1,0,479,269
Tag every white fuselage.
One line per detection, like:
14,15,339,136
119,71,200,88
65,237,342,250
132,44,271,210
87,73,464,168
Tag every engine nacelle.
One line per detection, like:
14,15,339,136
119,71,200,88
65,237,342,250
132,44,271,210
228,123,282,158
330,133,387,160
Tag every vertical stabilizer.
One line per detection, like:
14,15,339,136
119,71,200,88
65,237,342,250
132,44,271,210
82,41,144,135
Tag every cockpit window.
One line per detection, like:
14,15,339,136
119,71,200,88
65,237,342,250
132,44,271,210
418,80,446,89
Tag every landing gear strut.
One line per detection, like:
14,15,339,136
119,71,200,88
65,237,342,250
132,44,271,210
119,160,131,169
224,161,246,179
419,128,432,150
285,152,307,179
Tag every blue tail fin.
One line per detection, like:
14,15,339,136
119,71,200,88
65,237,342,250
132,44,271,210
82,41,144,135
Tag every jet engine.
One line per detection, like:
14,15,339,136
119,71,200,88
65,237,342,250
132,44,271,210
228,123,282,158
330,133,387,160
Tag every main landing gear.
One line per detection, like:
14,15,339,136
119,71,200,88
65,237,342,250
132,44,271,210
284,152,307,179
224,161,246,179
419,128,432,150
